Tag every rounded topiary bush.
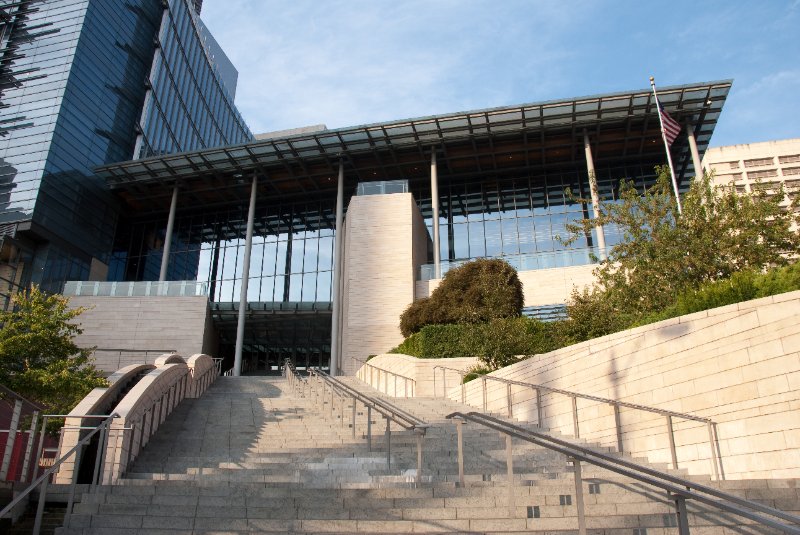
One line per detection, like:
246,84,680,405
399,258,523,336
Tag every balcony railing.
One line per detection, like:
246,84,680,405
62,280,208,297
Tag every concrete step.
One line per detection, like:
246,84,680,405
50,376,800,535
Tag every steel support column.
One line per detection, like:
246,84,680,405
330,161,345,376
583,129,606,259
158,185,179,282
686,122,703,179
431,149,441,278
233,173,258,377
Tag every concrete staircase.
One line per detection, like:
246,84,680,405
53,375,799,534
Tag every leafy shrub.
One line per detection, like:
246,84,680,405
399,258,523,336
391,316,560,370
639,262,800,325
462,364,492,383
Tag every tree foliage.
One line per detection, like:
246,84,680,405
392,317,563,370
0,287,106,418
399,258,523,336
560,167,800,339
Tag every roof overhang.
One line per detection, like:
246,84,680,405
96,80,732,215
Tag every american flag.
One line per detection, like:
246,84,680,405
657,100,682,146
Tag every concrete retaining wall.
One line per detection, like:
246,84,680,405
356,292,800,480
453,291,800,480
69,295,214,372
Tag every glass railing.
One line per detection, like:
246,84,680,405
62,280,209,297
418,247,601,281
356,180,409,196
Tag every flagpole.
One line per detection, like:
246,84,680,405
650,76,683,215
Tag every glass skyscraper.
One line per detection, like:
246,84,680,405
0,0,251,300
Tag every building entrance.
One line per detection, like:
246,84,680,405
211,302,331,375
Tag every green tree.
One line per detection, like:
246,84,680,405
561,167,800,339
0,286,106,417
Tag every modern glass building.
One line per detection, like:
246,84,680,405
0,0,251,302
93,80,732,375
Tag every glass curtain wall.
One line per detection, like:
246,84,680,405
412,164,659,267
112,199,336,305
135,0,252,158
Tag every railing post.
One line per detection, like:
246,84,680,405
32,466,49,535
613,403,624,453
666,415,678,470
20,411,39,483
461,375,465,404
63,445,83,528
507,383,513,418
674,494,691,535
572,458,587,535
385,417,391,470
433,368,437,398
416,432,423,484
505,433,514,518
367,406,372,451
571,395,580,438
482,377,487,412
456,419,465,487
351,395,357,438
708,421,721,481
534,388,543,428
94,419,111,490
0,399,22,480
33,415,49,482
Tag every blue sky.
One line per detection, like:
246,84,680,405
201,0,800,147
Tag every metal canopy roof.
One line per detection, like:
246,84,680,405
96,80,732,215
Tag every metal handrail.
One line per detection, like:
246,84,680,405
302,365,428,478
352,356,416,397
445,411,800,535
433,363,722,479
0,414,118,535
309,368,426,431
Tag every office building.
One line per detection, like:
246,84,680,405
703,138,800,213
0,0,251,304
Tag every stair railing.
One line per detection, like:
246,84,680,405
306,368,428,479
282,359,309,398
433,363,721,480
0,414,119,535
446,411,800,535
352,356,416,397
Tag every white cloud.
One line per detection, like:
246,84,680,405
201,0,591,133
